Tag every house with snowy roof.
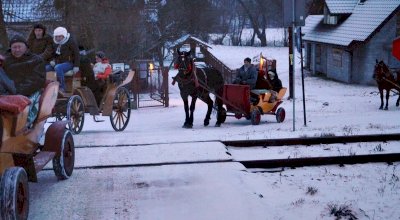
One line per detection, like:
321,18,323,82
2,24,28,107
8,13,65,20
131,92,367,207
302,0,400,85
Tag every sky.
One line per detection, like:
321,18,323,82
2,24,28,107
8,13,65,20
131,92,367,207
27,45,400,220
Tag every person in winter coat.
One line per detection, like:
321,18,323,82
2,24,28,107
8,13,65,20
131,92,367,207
93,51,112,80
268,70,282,92
27,23,53,69
49,26,80,92
0,54,16,95
233,57,258,90
266,70,283,103
2,35,46,127
92,51,112,105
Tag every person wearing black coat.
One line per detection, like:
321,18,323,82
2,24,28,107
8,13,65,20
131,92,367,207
2,35,46,127
27,23,53,66
268,70,282,92
3,35,45,96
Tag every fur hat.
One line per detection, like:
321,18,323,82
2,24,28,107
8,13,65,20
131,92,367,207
33,23,46,31
53,27,68,37
9,35,27,47
244,57,251,63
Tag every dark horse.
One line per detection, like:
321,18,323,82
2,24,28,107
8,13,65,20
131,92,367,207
373,60,400,110
173,49,225,128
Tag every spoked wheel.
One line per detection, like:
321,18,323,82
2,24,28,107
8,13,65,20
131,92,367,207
0,167,29,220
67,95,85,134
251,108,261,125
276,107,286,123
110,87,131,131
52,130,75,180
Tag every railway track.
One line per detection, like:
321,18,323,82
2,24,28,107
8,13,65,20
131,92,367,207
47,133,400,171
222,133,400,147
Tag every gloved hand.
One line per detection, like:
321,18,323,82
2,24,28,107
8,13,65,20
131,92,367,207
50,60,56,67
73,67,79,74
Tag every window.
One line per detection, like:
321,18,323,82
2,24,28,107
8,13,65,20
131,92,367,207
316,44,322,65
332,49,342,67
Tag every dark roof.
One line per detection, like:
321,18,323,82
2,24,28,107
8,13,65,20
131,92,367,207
303,0,400,47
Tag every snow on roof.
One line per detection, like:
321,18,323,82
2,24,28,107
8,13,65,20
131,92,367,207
168,34,212,49
303,0,400,47
2,0,60,23
325,0,359,14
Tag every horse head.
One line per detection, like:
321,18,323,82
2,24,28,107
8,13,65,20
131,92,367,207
373,59,390,81
176,48,193,75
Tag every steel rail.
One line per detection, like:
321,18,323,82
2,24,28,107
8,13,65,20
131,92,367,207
240,153,400,169
222,133,400,147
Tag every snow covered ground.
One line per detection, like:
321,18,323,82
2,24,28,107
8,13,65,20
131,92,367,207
28,46,400,220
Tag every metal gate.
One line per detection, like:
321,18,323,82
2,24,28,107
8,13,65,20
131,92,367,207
131,60,169,108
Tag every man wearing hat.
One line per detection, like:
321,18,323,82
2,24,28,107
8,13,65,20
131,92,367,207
49,26,80,92
233,57,258,90
27,23,53,68
2,35,46,127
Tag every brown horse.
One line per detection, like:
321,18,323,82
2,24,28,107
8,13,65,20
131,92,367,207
173,49,225,128
373,60,400,110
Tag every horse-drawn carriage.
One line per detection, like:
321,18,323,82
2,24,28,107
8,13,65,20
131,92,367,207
222,84,286,125
0,82,74,219
48,63,134,134
174,49,286,127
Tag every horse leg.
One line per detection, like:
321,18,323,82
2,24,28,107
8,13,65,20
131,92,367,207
181,95,191,128
379,88,384,110
396,95,400,107
187,96,197,128
215,92,224,127
384,89,389,110
202,94,213,126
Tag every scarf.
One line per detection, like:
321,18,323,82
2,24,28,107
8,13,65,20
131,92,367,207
54,33,70,55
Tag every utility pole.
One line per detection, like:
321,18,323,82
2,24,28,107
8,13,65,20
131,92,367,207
288,27,294,100
282,0,306,132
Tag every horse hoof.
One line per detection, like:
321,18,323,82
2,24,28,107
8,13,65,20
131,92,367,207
379,107,383,110
215,123,221,127
182,123,193,128
384,107,388,110
204,119,210,126
182,124,193,128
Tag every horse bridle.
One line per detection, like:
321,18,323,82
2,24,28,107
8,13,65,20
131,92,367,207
177,54,193,75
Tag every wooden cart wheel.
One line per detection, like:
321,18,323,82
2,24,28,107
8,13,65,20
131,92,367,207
67,95,85,134
217,107,227,123
53,130,75,180
0,167,29,220
251,108,261,125
276,107,286,123
110,87,131,131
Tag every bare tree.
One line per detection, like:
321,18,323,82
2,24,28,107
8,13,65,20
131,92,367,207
237,0,267,46
0,0,8,53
